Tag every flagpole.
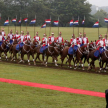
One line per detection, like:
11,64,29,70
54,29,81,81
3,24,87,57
0,13,1,31
107,23,108,36
8,17,9,33
49,16,51,36
26,13,28,32
45,26,46,34
34,15,36,37
15,15,17,33
98,19,99,39
73,17,74,34
58,16,59,36
78,16,79,37
20,17,21,34
83,15,85,36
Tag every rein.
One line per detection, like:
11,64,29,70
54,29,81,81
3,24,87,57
22,43,30,53
104,51,108,59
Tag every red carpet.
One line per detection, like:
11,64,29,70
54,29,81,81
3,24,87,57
0,78,105,98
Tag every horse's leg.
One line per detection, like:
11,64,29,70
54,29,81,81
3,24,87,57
0,51,2,61
65,56,69,64
32,53,36,65
27,54,30,65
45,56,49,66
61,57,65,67
4,51,8,61
99,60,102,73
104,62,107,72
68,56,72,68
74,58,78,69
79,57,84,70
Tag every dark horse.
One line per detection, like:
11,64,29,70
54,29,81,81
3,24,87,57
74,44,89,70
0,40,10,61
34,41,60,66
99,50,108,72
18,40,31,65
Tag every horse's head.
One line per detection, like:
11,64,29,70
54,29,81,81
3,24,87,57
25,39,31,45
64,40,70,47
89,41,96,51
81,44,89,54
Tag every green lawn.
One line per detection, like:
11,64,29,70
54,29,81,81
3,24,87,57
0,62,107,108
0,27,108,108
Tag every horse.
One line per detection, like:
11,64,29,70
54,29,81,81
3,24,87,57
18,40,32,65
29,40,40,65
0,40,10,61
74,44,89,70
9,39,18,58
98,50,108,72
34,41,60,66
45,42,64,66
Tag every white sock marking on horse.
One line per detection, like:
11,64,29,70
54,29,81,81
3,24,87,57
82,64,84,67
6,56,7,59
88,64,90,66
0,57,1,59
75,64,77,66
33,59,34,62
28,60,30,62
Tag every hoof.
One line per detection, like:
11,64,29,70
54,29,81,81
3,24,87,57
104,70,106,73
74,68,76,70
55,64,58,66
69,66,72,69
82,68,85,70
28,63,30,65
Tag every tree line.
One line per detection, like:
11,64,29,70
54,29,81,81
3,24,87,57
0,0,107,27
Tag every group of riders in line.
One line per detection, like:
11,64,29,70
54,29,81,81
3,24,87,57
0,28,108,50
0,28,108,72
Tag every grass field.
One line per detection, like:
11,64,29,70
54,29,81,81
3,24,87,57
0,26,108,108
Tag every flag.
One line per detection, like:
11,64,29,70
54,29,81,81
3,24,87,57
53,20,59,26
45,19,51,24
30,19,36,24
23,18,28,23
11,18,16,23
104,18,108,23
69,20,73,26
93,21,99,27
41,23,46,28
82,20,85,24
73,20,79,25
18,19,21,24
4,20,9,26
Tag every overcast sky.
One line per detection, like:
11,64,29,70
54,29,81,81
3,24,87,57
87,0,108,7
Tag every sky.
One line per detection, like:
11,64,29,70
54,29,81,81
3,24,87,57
87,0,108,7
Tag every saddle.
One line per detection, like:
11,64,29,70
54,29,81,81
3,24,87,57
94,47,105,58
16,43,24,51
0,41,2,46
40,45,48,53
68,45,78,55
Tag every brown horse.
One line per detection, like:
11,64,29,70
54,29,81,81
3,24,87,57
98,50,108,72
34,41,60,66
74,44,89,70
9,39,18,58
60,46,74,68
0,40,10,61
45,43,63,66
28,40,40,65
87,49,100,72
18,40,31,65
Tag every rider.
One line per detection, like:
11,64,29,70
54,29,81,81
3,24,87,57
96,35,105,50
56,32,64,44
13,31,20,41
0,31,4,44
70,34,77,47
24,31,31,41
18,31,25,44
33,32,41,43
82,32,89,45
7,30,14,44
48,32,56,45
1,28,6,39
76,32,83,47
42,33,48,46
103,34,108,49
